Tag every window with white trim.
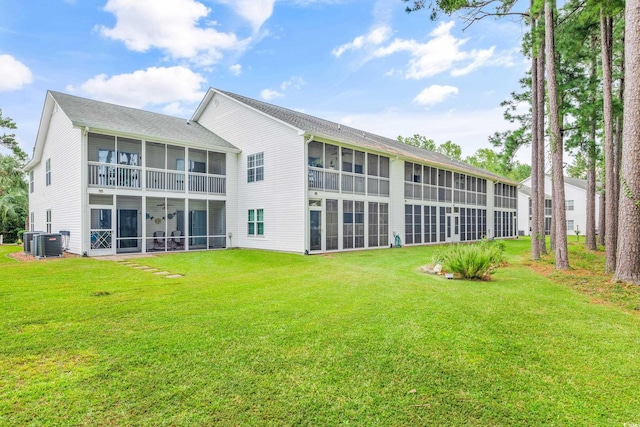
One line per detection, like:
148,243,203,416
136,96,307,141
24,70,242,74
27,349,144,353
248,209,264,236
247,153,264,183
566,220,574,231
46,209,52,233
29,170,34,193
45,158,51,186
30,212,35,232
565,200,574,211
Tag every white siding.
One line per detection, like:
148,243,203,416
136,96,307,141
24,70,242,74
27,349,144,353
29,103,83,254
388,158,406,243
517,190,531,235
197,93,307,253
520,175,600,236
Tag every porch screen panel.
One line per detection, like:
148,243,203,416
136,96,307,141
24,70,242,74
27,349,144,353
380,203,389,246
354,201,365,248
368,202,379,247
405,205,413,245
326,199,339,250
343,200,354,249
413,205,422,244
460,208,467,242
439,207,446,242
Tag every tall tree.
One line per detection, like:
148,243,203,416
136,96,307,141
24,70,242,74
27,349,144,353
0,110,28,242
614,0,640,284
397,134,437,150
601,9,617,271
0,154,27,242
0,110,26,162
545,0,569,269
436,140,462,160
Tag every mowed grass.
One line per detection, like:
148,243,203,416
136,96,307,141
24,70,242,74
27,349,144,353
1,239,639,426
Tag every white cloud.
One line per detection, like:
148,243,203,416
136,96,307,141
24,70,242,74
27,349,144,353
98,0,249,65
413,85,459,107
66,66,206,109
370,21,509,79
0,55,33,92
260,88,284,101
332,25,392,57
229,64,242,76
217,0,276,32
280,76,306,91
261,76,306,101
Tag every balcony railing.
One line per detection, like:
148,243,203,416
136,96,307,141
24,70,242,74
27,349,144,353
88,162,141,189
308,166,388,196
89,163,225,195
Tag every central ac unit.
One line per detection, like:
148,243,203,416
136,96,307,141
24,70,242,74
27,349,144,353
32,233,63,258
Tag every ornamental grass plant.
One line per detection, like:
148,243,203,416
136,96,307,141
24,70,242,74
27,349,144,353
440,239,506,280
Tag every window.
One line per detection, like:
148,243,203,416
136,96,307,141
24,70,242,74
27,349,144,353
247,153,264,182
248,209,264,236
46,210,52,233
30,212,35,232
567,220,574,231
29,171,34,193
45,158,51,186
565,200,574,211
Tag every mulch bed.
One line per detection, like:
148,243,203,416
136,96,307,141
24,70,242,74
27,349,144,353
7,249,79,262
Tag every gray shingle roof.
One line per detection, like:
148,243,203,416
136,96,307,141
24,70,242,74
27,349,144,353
217,89,517,185
519,184,551,198
50,91,237,150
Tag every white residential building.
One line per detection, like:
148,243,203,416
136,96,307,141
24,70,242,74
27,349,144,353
25,89,519,256
518,175,600,237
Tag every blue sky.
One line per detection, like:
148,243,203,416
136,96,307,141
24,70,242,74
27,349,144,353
0,0,531,162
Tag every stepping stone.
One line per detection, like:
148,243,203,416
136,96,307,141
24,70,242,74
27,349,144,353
144,268,159,272
165,274,183,278
134,265,149,269
154,271,170,275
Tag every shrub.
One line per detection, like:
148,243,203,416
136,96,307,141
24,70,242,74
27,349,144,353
441,240,505,280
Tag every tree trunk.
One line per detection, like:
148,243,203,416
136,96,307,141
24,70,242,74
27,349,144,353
545,0,569,269
531,14,541,260
614,33,625,233
598,190,606,246
586,36,598,251
601,11,617,272
614,0,640,285
536,27,547,255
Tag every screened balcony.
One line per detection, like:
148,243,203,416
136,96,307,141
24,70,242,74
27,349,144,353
307,141,389,197
87,133,226,195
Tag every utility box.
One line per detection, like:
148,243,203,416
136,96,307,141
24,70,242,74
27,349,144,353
32,233,63,258
23,231,44,254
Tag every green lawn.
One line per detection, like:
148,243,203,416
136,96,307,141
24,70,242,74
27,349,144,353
1,239,639,426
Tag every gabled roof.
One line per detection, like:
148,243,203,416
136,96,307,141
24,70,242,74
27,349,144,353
50,91,236,150
26,91,238,170
207,88,518,185
519,184,551,199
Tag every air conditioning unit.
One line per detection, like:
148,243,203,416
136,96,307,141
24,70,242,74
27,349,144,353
32,233,63,258
23,231,44,254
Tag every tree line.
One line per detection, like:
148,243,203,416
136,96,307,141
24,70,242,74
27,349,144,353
401,0,640,284
0,110,28,243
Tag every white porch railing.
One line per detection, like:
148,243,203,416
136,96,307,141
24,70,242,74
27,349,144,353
308,167,340,192
89,163,225,195
309,167,386,196
88,162,141,189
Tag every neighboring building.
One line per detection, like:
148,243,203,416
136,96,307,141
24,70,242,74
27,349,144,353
25,89,519,256
517,184,552,236
518,175,600,237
